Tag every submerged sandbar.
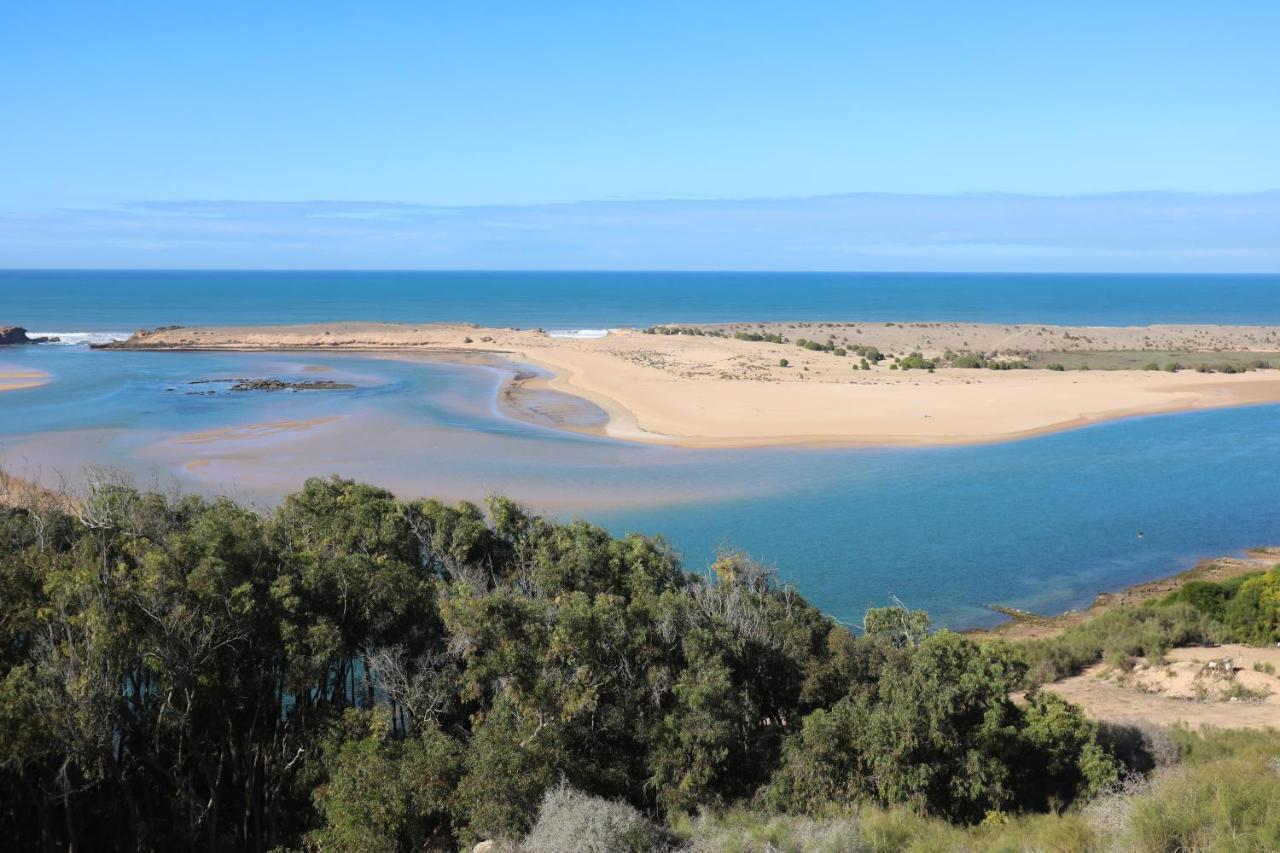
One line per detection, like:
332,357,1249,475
0,365,51,393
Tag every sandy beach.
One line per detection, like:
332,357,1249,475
102,321,1280,448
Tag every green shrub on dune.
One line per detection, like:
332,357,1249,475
1020,603,1222,685
1160,567,1280,645
897,352,935,370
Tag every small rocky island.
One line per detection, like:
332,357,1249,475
0,326,59,345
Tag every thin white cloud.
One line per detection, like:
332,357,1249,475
0,191,1276,271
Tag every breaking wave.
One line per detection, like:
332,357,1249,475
547,329,612,339
28,331,132,346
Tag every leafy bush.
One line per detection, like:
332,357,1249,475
763,632,1118,823
795,338,845,354
683,729,1280,852
851,345,884,362
522,782,673,853
645,326,728,338
1160,567,1280,644
1020,603,1220,685
897,352,935,370
1161,579,1233,621
308,709,464,852
1096,720,1180,774
950,353,986,368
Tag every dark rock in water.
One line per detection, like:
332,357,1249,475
185,377,356,393
0,326,59,345
230,379,356,392
91,325,183,349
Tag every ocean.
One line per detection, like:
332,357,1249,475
3,269,1279,628
7,269,1280,331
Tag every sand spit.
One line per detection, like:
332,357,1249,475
100,321,1280,448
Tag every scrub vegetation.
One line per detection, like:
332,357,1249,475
0,475,1276,851
1020,569,1280,684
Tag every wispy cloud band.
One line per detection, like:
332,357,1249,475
1,191,1277,271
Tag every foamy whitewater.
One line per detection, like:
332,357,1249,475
548,329,612,338
28,331,131,346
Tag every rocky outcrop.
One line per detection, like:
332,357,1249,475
90,326,183,349
186,378,356,392
228,379,356,392
0,327,59,345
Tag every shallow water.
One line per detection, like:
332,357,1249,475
3,340,1278,629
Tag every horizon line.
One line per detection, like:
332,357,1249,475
3,267,1279,276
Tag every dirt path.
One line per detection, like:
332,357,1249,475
1045,645,1280,729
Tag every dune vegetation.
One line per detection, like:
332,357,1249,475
1,474,1277,851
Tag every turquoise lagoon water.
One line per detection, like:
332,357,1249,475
3,271,1280,628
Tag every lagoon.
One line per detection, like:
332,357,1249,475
3,270,1280,628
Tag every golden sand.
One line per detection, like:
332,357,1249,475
111,322,1280,448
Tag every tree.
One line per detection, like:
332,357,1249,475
0,476,1131,850
308,709,463,851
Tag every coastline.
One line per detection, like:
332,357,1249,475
969,546,1280,642
96,321,1280,449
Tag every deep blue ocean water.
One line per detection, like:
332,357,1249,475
3,270,1279,628
6,269,1280,331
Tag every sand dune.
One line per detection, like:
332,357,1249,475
103,321,1280,447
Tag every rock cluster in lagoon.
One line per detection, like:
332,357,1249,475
183,377,357,394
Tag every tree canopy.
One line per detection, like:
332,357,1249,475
0,475,1121,851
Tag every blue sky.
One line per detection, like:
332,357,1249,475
1,2,1277,270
